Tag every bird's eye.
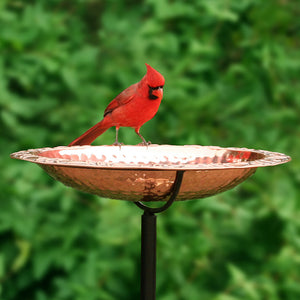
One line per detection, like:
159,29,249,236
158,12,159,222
149,85,164,90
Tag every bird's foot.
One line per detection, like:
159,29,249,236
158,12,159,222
137,140,151,147
112,141,124,149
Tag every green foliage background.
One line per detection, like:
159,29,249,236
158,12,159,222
1,0,299,299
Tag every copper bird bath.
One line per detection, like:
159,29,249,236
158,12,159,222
11,145,290,300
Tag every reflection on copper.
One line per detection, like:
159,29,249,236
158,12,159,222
10,145,291,202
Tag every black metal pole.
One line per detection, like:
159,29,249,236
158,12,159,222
135,170,185,300
141,211,157,300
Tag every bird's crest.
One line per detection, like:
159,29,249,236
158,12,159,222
144,63,165,87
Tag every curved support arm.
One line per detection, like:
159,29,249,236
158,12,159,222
134,170,185,214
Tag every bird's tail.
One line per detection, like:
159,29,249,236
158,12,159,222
68,119,110,146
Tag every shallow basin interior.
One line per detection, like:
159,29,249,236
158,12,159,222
37,145,264,167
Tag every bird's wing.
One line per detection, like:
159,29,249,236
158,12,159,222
103,83,137,117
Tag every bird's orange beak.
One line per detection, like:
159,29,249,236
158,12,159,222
152,87,163,99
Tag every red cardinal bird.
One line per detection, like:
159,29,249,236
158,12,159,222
69,64,165,146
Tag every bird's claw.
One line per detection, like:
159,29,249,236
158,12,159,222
137,141,151,146
112,142,123,149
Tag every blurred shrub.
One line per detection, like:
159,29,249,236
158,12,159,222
1,0,299,299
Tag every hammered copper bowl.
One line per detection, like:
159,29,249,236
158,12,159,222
10,145,291,201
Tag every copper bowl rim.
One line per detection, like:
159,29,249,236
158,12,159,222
10,145,291,171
